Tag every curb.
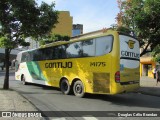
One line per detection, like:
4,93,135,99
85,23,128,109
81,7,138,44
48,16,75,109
13,89,49,120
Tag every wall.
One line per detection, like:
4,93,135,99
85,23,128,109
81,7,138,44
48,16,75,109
140,56,156,78
51,11,73,37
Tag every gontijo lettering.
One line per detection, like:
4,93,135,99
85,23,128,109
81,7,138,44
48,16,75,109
121,51,140,59
45,62,72,68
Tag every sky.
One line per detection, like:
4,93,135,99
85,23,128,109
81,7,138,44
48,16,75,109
37,0,119,33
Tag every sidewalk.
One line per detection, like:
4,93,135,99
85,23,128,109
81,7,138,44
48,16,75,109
0,69,45,120
0,89,44,120
138,76,160,97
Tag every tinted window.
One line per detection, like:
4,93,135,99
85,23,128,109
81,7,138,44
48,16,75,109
28,51,33,61
60,45,67,59
82,39,95,57
21,52,30,62
66,42,82,58
43,48,53,60
52,46,60,59
95,36,113,56
52,46,67,59
32,50,40,61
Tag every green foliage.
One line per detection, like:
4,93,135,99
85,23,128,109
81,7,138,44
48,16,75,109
0,0,58,50
152,45,160,63
39,34,70,45
0,36,12,48
116,26,132,35
118,0,160,56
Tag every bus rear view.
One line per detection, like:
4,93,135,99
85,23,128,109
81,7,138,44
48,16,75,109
114,33,140,94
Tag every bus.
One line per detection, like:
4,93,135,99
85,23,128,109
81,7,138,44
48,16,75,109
15,28,140,97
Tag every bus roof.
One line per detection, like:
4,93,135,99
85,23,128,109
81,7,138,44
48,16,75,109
71,28,114,40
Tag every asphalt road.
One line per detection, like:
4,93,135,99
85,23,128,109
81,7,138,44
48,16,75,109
0,71,160,120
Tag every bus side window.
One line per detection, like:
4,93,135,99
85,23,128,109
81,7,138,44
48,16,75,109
66,42,82,58
21,53,25,62
59,45,67,59
32,50,39,61
61,44,68,59
52,46,59,59
29,51,33,61
82,39,95,57
44,48,53,60
95,36,113,56
21,52,30,62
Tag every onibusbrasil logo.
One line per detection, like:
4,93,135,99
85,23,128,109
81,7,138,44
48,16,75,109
125,40,135,49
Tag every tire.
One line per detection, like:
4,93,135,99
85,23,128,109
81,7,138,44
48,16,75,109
22,75,27,85
60,79,71,95
73,80,85,98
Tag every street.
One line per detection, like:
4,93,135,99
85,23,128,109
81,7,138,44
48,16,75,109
0,71,160,120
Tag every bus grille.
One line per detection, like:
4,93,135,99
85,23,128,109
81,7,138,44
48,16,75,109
93,73,110,93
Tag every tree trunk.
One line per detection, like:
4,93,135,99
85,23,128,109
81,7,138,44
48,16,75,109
3,48,10,89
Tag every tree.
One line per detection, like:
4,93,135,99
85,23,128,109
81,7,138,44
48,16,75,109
39,34,70,45
116,0,160,56
0,0,58,89
152,45,160,63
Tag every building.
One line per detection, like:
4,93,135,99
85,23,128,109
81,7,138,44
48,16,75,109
72,24,83,37
24,11,73,49
140,52,159,78
51,11,73,37
24,37,39,49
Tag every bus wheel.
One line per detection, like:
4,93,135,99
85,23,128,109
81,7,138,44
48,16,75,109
73,80,85,98
60,79,71,95
21,75,27,85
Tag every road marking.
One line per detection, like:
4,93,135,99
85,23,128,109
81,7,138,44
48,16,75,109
51,118,66,120
83,117,98,120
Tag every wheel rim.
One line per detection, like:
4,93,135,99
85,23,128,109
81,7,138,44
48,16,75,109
75,84,82,94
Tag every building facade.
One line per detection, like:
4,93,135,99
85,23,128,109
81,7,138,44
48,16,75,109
140,53,159,78
24,11,73,49
51,11,73,37
72,24,83,37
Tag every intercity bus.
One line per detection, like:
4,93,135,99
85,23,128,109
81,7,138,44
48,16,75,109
15,29,140,97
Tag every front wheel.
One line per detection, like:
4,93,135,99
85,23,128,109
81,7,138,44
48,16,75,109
73,80,85,98
60,79,71,95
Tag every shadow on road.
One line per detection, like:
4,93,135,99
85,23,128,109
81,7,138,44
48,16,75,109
11,80,160,109
84,92,160,109
21,82,160,109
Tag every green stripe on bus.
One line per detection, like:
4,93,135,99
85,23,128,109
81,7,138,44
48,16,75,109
27,61,47,81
